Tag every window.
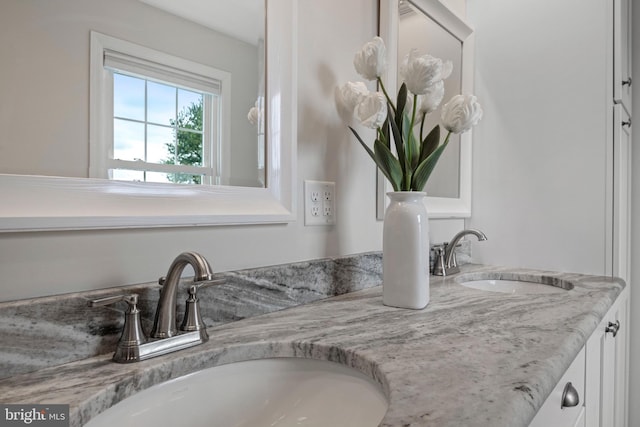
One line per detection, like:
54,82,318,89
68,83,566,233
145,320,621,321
90,32,231,186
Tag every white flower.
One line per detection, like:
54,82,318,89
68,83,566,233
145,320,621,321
353,37,386,81
400,49,452,95
417,81,445,115
355,92,388,129
247,106,261,126
441,94,483,134
338,81,370,111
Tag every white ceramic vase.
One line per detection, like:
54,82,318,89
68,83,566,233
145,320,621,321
382,191,430,309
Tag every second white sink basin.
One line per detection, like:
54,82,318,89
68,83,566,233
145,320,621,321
460,279,569,294
85,357,388,427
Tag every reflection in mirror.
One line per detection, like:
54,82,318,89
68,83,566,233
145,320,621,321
398,0,461,198
0,0,266,188
378,0,474,218
0,0,296,231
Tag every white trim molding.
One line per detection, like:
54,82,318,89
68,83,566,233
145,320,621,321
0,0,297,232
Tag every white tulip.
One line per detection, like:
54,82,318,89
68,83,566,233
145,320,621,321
401,49,452,95
247,106,261,126
338,81,370,111
355,92,388,129
353,37,386,81
441,94,483,134
417,81,445,115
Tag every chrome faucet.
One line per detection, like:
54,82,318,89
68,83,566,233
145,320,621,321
433,229,487,276
88,251,221,363
151,251,214,339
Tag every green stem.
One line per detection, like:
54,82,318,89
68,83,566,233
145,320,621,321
419,113,426,144
408,94,418,169
377,77,397,116
443,131,452,146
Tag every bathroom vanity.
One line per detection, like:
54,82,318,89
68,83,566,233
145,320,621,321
0,260,628,427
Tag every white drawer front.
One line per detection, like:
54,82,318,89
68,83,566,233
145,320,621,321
530,346,586,427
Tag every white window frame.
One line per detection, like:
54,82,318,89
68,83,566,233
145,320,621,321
90,32,231,185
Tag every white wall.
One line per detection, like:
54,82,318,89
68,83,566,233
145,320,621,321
466,0,610,275
0,0,468,302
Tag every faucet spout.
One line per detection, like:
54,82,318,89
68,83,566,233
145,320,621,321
441,229,487,275
151,251,214,339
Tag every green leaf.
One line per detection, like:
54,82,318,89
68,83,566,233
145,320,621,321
411,137,450,191
388,110,407,175
402,114,420,169
419,125,440,164
349,126,401,191
396,83,408,125
393,85,407,163
381,117,391,149
349,126,377,163
374,139,402,191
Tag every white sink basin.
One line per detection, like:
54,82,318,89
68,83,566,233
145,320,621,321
85,358,388,427
460,279,570,294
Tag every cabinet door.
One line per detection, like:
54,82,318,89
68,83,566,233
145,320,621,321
613,0,632,111
613,295,629,427
585,316,606,427
573,408,586,427
584,288,630,427
612,105,632,283
529,348,586,427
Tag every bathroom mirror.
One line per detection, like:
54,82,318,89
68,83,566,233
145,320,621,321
0,0,296,231
377,0,474,218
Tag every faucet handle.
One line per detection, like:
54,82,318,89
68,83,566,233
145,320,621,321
89,293,139,308
88,293,147,363
179,278,225,334
432,244,447,276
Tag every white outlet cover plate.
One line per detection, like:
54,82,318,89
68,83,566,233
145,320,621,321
304,180,335,226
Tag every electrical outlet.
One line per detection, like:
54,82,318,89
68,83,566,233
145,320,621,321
304,180,336,225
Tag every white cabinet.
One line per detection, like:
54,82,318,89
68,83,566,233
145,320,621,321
529,347,586,427
612,105,632,283
530,288,629,427
585,287,630,427
611,0,633,283
613,0,632,112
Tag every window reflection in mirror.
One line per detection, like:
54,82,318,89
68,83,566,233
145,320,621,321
398,0,462,198
0,0,266,188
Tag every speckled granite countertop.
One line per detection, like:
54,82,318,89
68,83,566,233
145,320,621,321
0,264,625,427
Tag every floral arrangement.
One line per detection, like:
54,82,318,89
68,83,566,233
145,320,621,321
338,37,483,192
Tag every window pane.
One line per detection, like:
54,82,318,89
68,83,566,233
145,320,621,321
177,90,203,131
176,130,202,166
145,172,171,183
114,119,145,161
174,173,203,185
114,74,145,121
147,124,174,164
110,169,144,182
147,81,176,126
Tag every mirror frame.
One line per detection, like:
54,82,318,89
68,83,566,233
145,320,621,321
377,0,474,219
0,0,296,232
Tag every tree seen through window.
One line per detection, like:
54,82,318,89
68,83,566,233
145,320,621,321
163,98,204,184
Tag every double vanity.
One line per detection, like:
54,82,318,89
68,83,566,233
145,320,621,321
0,254,628,427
